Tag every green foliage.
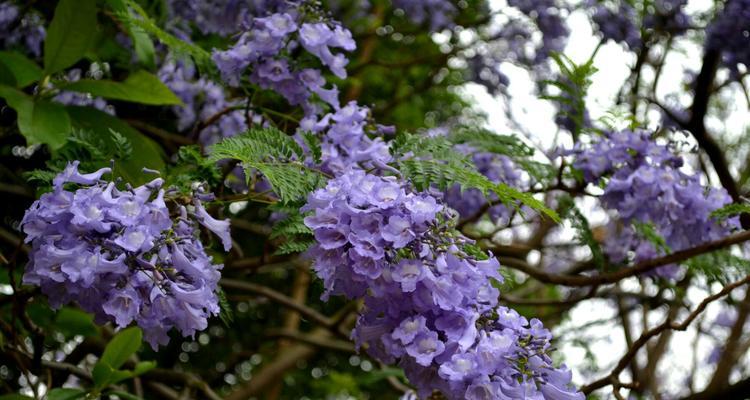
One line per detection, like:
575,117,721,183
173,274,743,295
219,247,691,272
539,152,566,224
105,0,156,68
92,327,155,390
541,52,598,140
0,51,43,88
217,287,234,327
686,249,750,284
46,388,86,400
710,203,750,220
301,131,322,164
398,157,559,221
43,0,98,75
558,195,605,269
59,70,183,105
67,106,165,185
209,128,324,203
633,221,671,254
54,307,99,338
271,211,315,255
449,128,534,157
0,85,71,149
115,0,214,74
167,145,222,192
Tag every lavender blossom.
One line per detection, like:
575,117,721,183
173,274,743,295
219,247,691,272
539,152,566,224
21,162,230,348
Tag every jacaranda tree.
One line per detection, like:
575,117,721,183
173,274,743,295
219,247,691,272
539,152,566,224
1,0,749,399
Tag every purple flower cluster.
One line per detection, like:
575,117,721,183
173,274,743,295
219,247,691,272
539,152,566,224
303,170,582,399
571,131,737,277
21,162,231,348
391,0,456,31
445,146,523,223
706,0,750,79
0,1,45,57
212,9,354,115
300,101,392,175
158,59,249,145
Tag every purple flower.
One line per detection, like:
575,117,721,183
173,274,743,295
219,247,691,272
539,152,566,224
406,330,445,366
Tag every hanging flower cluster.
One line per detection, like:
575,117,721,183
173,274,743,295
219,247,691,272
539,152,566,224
570,131,737,277
303,170,582,399
21,162,231,348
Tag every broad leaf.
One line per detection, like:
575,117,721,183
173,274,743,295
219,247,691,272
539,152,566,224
0,85,70,149
44,0,98,74
55,307,98,338
0,51,42,87
60,70,182,105
98,326,142,370
46,389,86,400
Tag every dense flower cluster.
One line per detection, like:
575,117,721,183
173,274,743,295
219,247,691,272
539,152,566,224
706,0,750,79
0,1,45,57
300,101,392,175
303,170,582,399
570,131,736,277
158,59,249,145
212,8,354,115
21,162,231,348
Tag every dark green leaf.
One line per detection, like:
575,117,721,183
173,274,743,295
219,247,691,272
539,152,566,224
0,51,42,87
99,326,142,370
55,307,98,337
0,395,35,400
0,85,70,149
44,0,98,74
92,362,134,388
60,70,182,105
105,0,155,68
46,388,86,400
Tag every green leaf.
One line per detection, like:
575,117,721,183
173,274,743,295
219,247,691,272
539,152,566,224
209,128,323,203
93,360,154,388
99,326,142,370
55,307,98,337
398,158,559,222
66,106,165,185
710,203,750,220
60,70,182,105
46,388,86,400
0,51,43,87
0,395,34,400
106,391,144,400
44,0,98,74
30,101,72,149
0,85,71,149
117,0,213,74
105,0,155,68
133,361,156,375
92,363,134,388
